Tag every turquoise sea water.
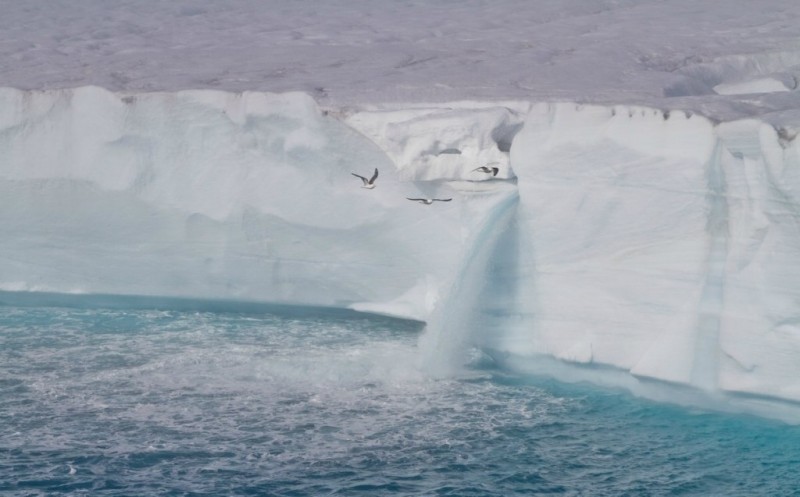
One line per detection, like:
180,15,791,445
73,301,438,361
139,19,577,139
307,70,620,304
2,300,800,496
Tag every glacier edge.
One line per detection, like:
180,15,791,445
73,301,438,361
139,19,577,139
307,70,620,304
2,86,800,418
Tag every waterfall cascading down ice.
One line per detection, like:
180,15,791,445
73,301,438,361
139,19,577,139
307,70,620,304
418,185,519,377
3,87,800,419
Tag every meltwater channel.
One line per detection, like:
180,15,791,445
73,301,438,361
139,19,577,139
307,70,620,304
2,296,800,496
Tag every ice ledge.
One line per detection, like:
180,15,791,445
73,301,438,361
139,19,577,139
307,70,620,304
493,350,800,425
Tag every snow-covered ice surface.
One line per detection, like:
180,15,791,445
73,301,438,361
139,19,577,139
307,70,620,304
2,0,800,121
4,0,800,419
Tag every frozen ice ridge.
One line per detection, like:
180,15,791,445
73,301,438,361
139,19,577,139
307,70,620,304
2,87,800,419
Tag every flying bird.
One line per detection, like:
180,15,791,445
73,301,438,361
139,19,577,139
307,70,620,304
352,168,379,189
472,165,499,176
406,197,452,205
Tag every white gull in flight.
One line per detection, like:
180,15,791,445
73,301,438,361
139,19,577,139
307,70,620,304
352,168,379,189
472,165,499,176
406,197,452,205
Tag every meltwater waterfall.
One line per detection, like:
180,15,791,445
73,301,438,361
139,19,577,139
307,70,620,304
419,185,520,377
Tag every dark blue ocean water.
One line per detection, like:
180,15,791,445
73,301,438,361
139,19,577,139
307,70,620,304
2,301,800,496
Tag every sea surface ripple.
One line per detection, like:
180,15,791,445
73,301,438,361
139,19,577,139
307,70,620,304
2,303,799,496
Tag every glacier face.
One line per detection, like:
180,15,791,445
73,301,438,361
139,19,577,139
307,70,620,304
2,87,800,416
496,104,800,410
0,87,478,320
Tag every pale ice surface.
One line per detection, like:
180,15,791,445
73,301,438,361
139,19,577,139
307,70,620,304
2,0,800,120
3,1,800,418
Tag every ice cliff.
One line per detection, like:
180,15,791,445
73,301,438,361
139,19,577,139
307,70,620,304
2,86,800,417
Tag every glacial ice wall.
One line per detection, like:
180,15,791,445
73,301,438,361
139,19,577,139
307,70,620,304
2,86,800,413
498,103,800,406
0,86,505,321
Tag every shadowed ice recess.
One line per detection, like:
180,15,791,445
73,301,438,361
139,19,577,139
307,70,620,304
1,86,800,422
